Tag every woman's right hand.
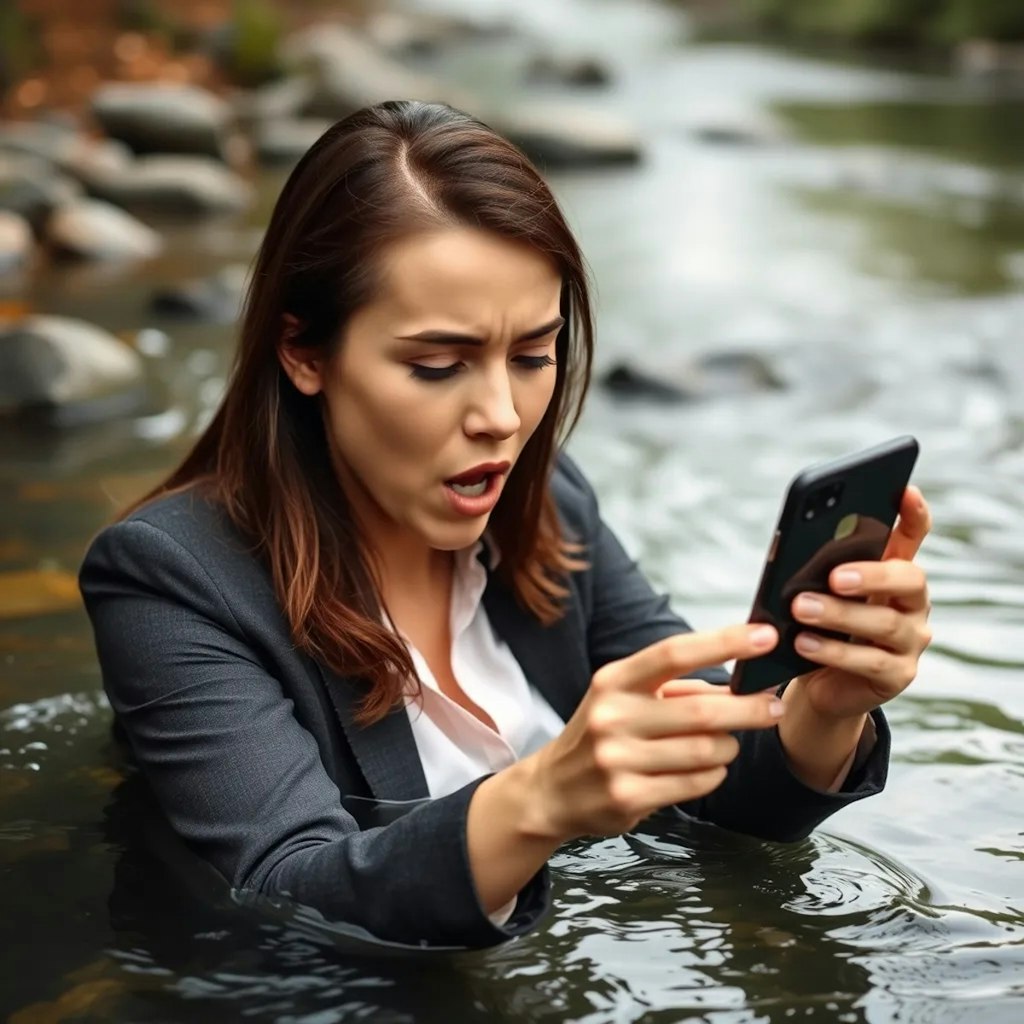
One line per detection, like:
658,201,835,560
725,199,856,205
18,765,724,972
520,623,785,841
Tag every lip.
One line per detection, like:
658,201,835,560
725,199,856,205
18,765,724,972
445,461,511,486
443,461,510,519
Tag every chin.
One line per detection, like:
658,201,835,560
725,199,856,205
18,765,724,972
425,518,490,553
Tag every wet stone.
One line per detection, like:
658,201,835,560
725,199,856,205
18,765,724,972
85,155,254,216
47,199,162,262
91,83,236,162
0,315,146,425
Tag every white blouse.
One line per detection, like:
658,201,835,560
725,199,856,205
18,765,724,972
400,539,566,799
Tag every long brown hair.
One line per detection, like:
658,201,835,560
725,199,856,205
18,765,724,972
128,100,595,723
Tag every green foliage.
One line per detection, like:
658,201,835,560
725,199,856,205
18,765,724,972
0,5,43,90
223,0,285,87
742,0,1024,44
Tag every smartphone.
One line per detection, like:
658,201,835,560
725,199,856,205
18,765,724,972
730,435,919,695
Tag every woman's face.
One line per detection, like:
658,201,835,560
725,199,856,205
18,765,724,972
283,227,563,555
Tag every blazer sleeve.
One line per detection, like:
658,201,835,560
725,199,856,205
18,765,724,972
556,453,890,843
80,519,547,949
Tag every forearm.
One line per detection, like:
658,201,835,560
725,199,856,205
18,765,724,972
466,758,565,915
778,677,868,791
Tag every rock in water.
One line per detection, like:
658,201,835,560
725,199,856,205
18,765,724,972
601,363,696,403
151,264,248,321
47,199,162,261
91,83,237,161
0,211,33,276
600,351,785,403
0,316,146,425
0,155,81,234
85,156,253,215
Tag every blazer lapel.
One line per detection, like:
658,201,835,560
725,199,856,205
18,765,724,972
482,575,591,723
317,666,429,802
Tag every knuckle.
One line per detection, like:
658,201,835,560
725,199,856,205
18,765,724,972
590,665,615,695
918,625,934,650
593,738,625,772
867,648,890,678
689,735,717,765
608,776,640,817
880,607,903,642
587,698,626,738
685,701,714,732
897,659,918,687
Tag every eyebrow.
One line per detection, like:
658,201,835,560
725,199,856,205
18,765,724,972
396,316,565,346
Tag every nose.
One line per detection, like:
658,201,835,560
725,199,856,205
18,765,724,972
463,364,521,441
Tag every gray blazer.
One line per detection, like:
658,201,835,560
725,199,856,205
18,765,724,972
79,454,889,950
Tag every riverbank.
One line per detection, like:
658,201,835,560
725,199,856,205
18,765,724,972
675,0,1024,81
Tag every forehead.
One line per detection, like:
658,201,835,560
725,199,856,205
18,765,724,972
372,228,562,325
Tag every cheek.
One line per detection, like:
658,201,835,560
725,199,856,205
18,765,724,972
517,374,558,434
330,374,453,471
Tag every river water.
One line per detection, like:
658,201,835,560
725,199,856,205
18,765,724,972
2,1,1023,1021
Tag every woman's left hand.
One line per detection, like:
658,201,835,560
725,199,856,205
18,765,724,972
788,485,933,720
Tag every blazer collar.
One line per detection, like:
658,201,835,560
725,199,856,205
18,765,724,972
319,569,590,802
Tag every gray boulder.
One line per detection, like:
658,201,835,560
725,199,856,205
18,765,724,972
254,118,332,166
524,53,613,89
495,103,641,168
151,264,248,321
283,23,474,121
283,23,641,168
232,76,315,127
0,155,81,234
0,315,146,425
91,83,239,162
684,102,791,147
86,155,253,215
365,9,514,57
0,210,33,276
601,351,784,403
47,198,162,261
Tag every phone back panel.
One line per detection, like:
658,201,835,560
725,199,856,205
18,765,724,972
730,436,919,694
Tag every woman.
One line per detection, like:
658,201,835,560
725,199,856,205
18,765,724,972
80,101,933,950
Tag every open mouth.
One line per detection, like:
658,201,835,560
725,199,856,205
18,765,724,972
443,462,510,502
445,470,493,498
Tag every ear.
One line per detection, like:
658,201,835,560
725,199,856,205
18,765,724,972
276,314,323,396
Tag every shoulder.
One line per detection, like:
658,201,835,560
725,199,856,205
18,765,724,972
79,487,260,605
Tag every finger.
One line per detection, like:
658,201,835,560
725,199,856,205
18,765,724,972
883,486,932,562
596,624,778,695
591,688,784,739
595,733,741,775
610,766,730,820
792,631,918,691
656,678,720,699
828,559,930,612
791,591,918,653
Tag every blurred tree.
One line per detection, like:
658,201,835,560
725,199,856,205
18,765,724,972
217,0,285,86
0,5,44,92
742,0,1024,43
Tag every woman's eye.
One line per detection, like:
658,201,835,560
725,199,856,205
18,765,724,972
409,363,462,381
515,354,557,371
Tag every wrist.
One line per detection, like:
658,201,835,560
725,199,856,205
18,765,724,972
481,753,572,846
778,679,868,790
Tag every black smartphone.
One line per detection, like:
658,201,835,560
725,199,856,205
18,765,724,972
730,435,920,695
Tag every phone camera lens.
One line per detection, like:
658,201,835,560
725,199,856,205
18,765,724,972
803,508,815,520
825,496,837,508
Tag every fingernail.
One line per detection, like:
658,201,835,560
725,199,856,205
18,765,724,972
795,594,825,619
795,632,822,653
769,698,786,718
833,570,862,593
750,625,776,648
